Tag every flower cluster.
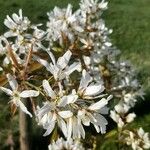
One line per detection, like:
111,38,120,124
48,138,85,150
0,0,149,149
110,103,136,128
36,66,112,139
125,128,150,150
0,74,39,117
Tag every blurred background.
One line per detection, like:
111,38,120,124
0,0,150,149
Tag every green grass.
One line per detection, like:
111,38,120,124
104,0,150,91
0,0,150,149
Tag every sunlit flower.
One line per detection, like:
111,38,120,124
78,95,112,134
35,50,81,81
0,74,39,117
36,79,77,137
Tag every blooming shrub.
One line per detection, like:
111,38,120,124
0,0,149,149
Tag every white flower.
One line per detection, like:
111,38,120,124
122,89,144,107
78,95,112,134
110,103,136,128
0,74,39,117
80,0,108,14
47,4,83,44
126,113,136,123
125,128,150,150
36,101,73,137
48,138,85,150
36,80,78,137
4,9,30,38
110,110,124,128
137,128,150,149
38,79,112,139
35,50,81,81
66,116,85,139
42,79,78,106
78,69,104,99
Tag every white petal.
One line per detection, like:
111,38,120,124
3,57,10,65
18,100,32,117
110,110,120,123
42,80,56,99
78,119,85,139
4,31,16,37
94,124,100,133
84,84,105,96
94,114,108,134
58,111,73,118
0,87,13,95
39,114,48,125
87,112,97,123
83,56,91,66
67,117,73,139
57,50,72,69
115,103,129,114
66,4,72,18
98,107,109,114
58,94,78,107
82,116,90,126
65,62,81,76
58,118,68,137
95,113,108,125
19,9,23,20
43,122,55,136
20,90,39,98
46,50,56,65
12,13,20,23
137,128,144,137
126,113,136,123
79,69,91,90
72,118,78,139
118,118,124,128
99,1,108,9
58,96,69,107
66,94,78,104
6,74,18,90
89,98,108,110
4,16,16,29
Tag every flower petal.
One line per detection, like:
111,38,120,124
43,121,55,136
65,62,81,76
18,100,32,117
126,113,136,123
88,98,108,110
58,94,78,107
79,69,91,90
84,84,105,96
57,50,72,69
20,90,39,98
42,80,56,99
7,74,18,90
58,110,73,118
58,118,68,137
0,87,13,95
